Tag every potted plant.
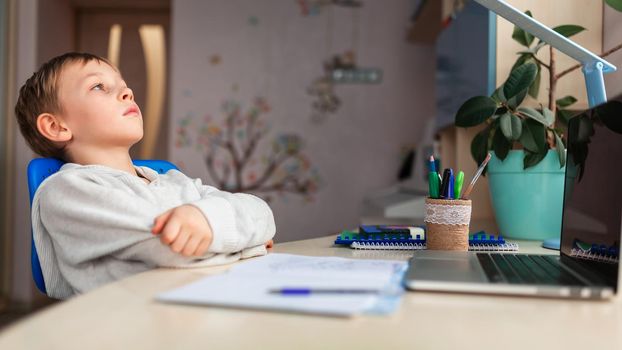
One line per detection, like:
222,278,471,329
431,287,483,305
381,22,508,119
454,7,622,240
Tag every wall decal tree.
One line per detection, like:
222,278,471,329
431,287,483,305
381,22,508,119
176,97,321,202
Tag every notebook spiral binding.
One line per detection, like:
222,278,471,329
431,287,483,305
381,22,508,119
469,242,520,252
570,248,619,264
350,241,519,251
351,242,426,250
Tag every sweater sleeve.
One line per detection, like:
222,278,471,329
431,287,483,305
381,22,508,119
188,177,276,253
36,171,221,268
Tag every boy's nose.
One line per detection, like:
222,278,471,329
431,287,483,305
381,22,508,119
121,87,134,101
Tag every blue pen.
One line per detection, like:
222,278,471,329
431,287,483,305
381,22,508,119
269,288,381,295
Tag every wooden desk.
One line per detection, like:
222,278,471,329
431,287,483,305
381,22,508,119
0,236,620,349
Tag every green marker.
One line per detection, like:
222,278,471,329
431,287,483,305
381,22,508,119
429,171,440,198
454,171,464,199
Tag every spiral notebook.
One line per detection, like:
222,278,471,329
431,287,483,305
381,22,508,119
334,228,519,252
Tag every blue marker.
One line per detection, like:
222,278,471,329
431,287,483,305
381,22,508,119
448,169,454,199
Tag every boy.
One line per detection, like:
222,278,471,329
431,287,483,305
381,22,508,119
15,52,276,299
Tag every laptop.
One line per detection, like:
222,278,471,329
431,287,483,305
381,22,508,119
404,101,622,299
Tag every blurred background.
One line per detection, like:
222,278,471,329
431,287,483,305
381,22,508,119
1,0,621,328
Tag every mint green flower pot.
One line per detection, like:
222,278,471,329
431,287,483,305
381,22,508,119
487,150,566,240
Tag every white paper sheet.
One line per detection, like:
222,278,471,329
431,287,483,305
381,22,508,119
156,254,406,317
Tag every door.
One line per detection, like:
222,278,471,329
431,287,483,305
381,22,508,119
76,7,170,159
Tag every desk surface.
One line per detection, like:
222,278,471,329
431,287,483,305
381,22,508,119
0,236,620,350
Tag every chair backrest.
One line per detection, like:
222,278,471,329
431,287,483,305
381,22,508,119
26,158,179,295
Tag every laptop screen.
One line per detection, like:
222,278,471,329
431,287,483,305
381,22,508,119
561,101,622,289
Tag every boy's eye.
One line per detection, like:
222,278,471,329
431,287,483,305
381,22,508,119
91,83,105,91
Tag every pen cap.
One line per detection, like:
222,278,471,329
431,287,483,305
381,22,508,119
424,198,472,251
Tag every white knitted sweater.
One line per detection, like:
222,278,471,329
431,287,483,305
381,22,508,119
31,163,276,299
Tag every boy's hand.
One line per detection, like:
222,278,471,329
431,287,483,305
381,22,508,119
152,205,213,257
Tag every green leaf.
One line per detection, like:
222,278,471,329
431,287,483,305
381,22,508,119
492,127,511,160
499,113,512,139
455,96,498,127
500,112,522,140
510,113,523,140
606,0,622,11
510,55,540,99
471,127,491,165
519,119,537,152
554,132,566,168
511,11,534,47
518,107,551,126
507,89,528,110
520,118,546,153
512,28,531,47
503,63,538,100
491,86,506,103
523,149,548,169
542,108,555,126
553,24,586,38
511,53,533,72
556,95,577,108
528,64,541,98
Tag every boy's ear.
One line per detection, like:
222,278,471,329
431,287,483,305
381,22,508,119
36,113,72,142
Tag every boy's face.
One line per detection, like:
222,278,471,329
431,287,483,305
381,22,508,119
56,60,143,152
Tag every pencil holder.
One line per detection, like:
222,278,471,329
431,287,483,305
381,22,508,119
424,198,472,251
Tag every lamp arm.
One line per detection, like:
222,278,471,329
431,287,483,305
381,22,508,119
473,0,617,108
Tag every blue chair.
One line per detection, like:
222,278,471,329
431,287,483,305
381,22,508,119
27,158,179,295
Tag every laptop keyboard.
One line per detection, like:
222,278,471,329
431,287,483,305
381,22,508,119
476,253,588,286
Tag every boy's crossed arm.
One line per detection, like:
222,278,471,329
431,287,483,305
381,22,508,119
36,170,276,269
151,204,273,257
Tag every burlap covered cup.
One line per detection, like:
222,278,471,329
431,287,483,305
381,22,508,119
424,198,472,251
